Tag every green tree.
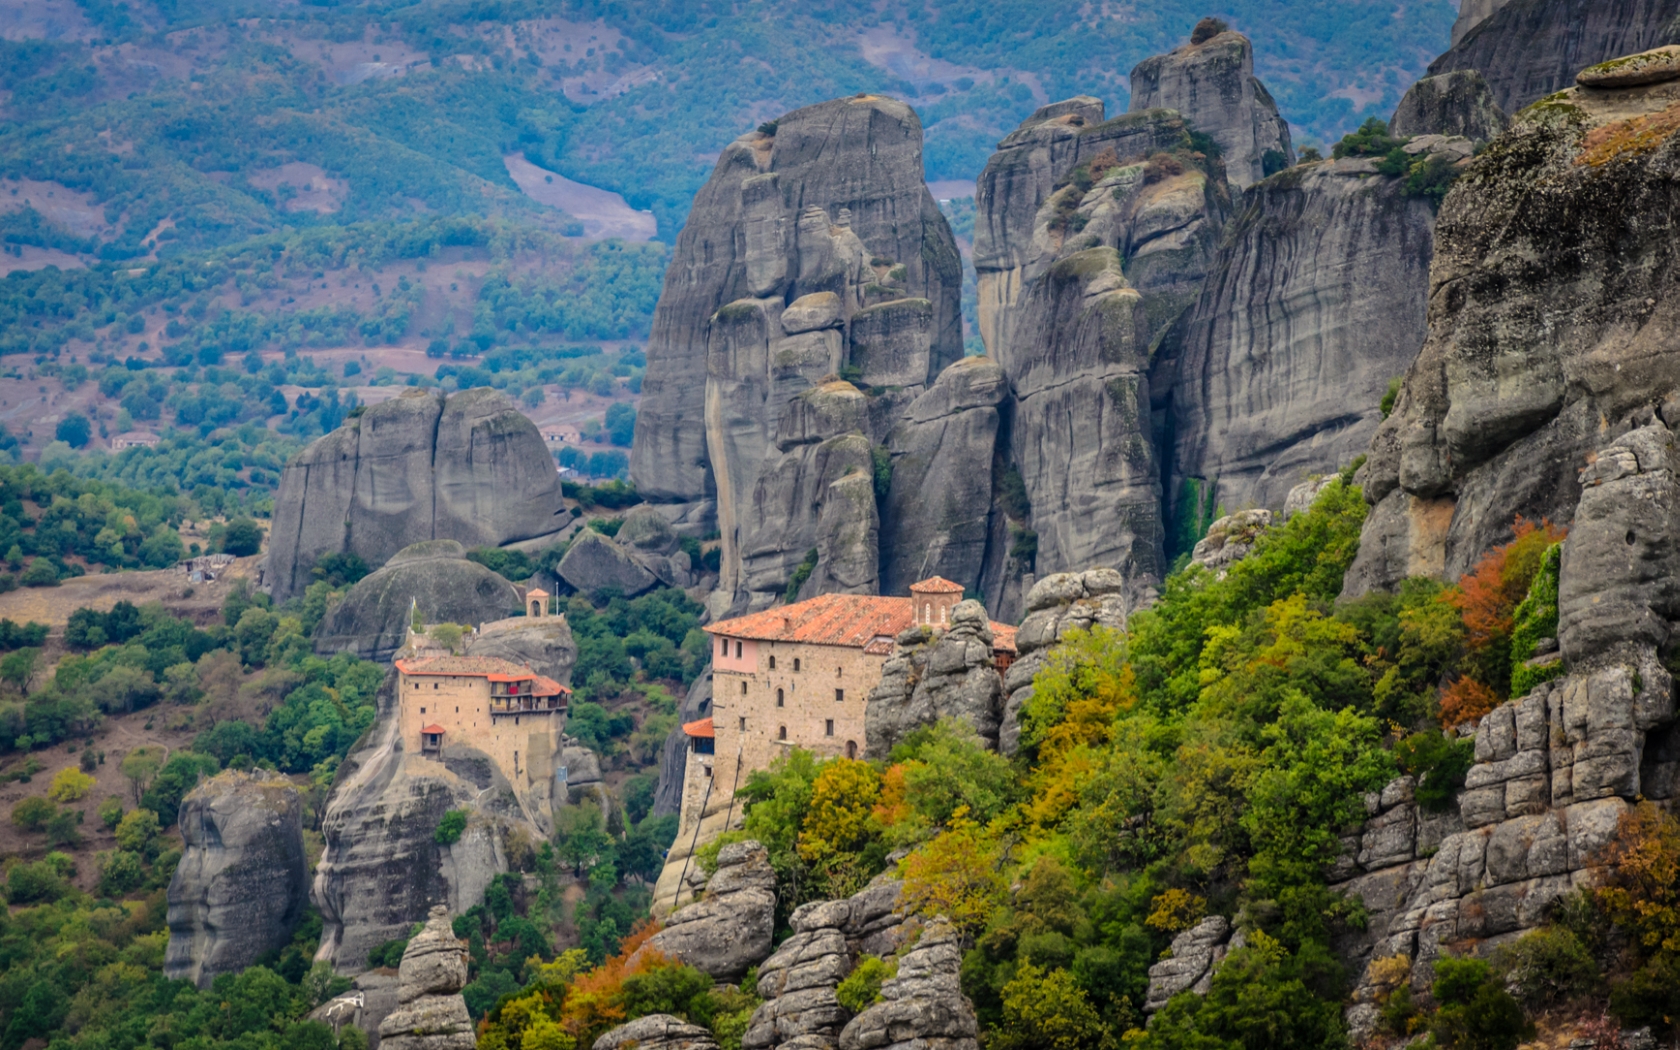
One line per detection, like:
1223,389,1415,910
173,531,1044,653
10,795,54,833
222,517,264,557
55,413,91,449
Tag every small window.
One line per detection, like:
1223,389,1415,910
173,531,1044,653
433,683,439,689
420,707,426,714
739,716,746,731
741,680,748,695
846,740,857,759
794,658,801,672
776,688,784,707
736,641,743,658
836,666,842,677
719,637,727,655
769,655,776,670
704,765,712,778
825,719,834,736
778,726,787,740
835,688,844,703
455,707,459,713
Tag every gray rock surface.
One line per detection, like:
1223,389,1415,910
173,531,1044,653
164,771,308,988
1188,510,1271,577
313,541,520,661
595,1016,719,1050
1159,149,1441,546
1128,24,1294,189
1347,73,1680,595
866,601,1005,757
630,93,961,527
654,673,712,818
999,569,1135,754
1389,70,1508,140
837,922,978,1050
559,528,661,598
313,672,529,970
1145,916,1236,1012
378,906,475,1050
743,901,854,1050
1426,0,1680,113
639,840,777,981
268,388,570,603
1450,0,1515,45
464,616,577,687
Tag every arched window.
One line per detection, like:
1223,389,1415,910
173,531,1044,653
769,655,776,669
923,603,931,623
776,688,784,707
845,740,857,759
778,726,788,740
793,658,801,672
530,599,541,616
741,680,748,695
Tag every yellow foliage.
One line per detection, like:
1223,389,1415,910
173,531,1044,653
797,758,881,863
898,812,1008,938
871,764,913,828
1597,801,1680,957
49,766,96,803
1366,953,1413,995
1144,888,1206,934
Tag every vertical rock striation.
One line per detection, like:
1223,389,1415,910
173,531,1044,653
165,771,309,988
837,922,979,1050
268,388,571,603
1427,0,1680,113
865,599,1007,757
1127,21,1295,189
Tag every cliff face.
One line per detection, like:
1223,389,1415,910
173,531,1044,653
628,95,973,614
1127,26,1295,189
1347,62,1680,594
268,388,569,603
311,541,521,662
1160,153,1441,546
1427,0,1680,113
164,771,308,988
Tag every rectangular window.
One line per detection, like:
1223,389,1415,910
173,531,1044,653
825,719,834,736
736,641,743,658
769,655,776,669
739,716,746,731
420,707,426,714
719,637,726,655
794,658,801,672
835,688,844,702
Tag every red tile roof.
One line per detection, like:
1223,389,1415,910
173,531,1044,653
992,622,1018,654
909,576,965,594
706,593,917,649
683,717,715,738
421,724,446,734
397,656,572,693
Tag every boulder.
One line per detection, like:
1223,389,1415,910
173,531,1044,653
464,616,577,687
1578,45,1680,88
594,1016,719,1050
268,388,570,603
1145,916,1235,1012
617,505,681,557
837,922,978,1050
313,542,520,661
742,902,853,1050
558,529,660,598
165,771,308,988
1347,70,1680,594
1188,510,1271,577
1127,24,1294,188
1426,0,1680,113
378,906,475,1050
866,600,1005,757
1389,70,1508,140
639,840,776,981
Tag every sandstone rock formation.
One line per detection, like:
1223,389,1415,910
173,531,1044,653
594,1016,720,1050
164,771,309,988
1346,64,1680,594
866,600,1006,757
1427,0,1680,113
558,529,661,598
313,671,534,969
1187,509,1271,577
1145,916,1239,1012
999,570,1135,755
742,901,855,1050
1158,146,1443,544
639,840,777,981
1389,70,1508,140
1127,21,1294,188
377,906,476,1050
1336,421,1680,1041
464,615,577,687
268,388,570,603
837,922,978,1050
630,93,963,612
312,541,520,661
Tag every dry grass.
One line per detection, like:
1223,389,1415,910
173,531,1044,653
1577,100,1680,166
0,555,262,629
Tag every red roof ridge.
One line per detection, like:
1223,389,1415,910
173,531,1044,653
682,717,715,738
705,593,915,649
909,576,965,594
421,723,446,734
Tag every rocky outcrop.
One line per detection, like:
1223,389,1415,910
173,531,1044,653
1389,70,1508,140
268,388,570,603
313,541,520,661
464,616,577,687
879,357,1010,599
1337,422,1680,1041
1427,0,1680,113
377,906,475,1050
1159,145,1447,548
742,901,855,1050
595,1017,719,1050
558,529,662,598
1145,916,1239,1012
837,922,978,1050
1188,509,1271,577
312,672,534,970
1347,66,1680,594
639,840,777,981
630,93,962,609
866,600,1005,757
654,673,712,818
164,771,308,988
999,569,1135,755
1127,22,1294,189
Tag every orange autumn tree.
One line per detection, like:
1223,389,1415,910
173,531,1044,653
555,921,666,1046
1438,517,1566,729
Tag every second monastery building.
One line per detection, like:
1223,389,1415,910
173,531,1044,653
678,577,1016,830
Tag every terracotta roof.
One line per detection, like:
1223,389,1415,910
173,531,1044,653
683,717,715,738
909,576,965,594
396,656,536,678
421,724,446,734
991,622,1018,654
706,593,916,649
532,676,568,697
